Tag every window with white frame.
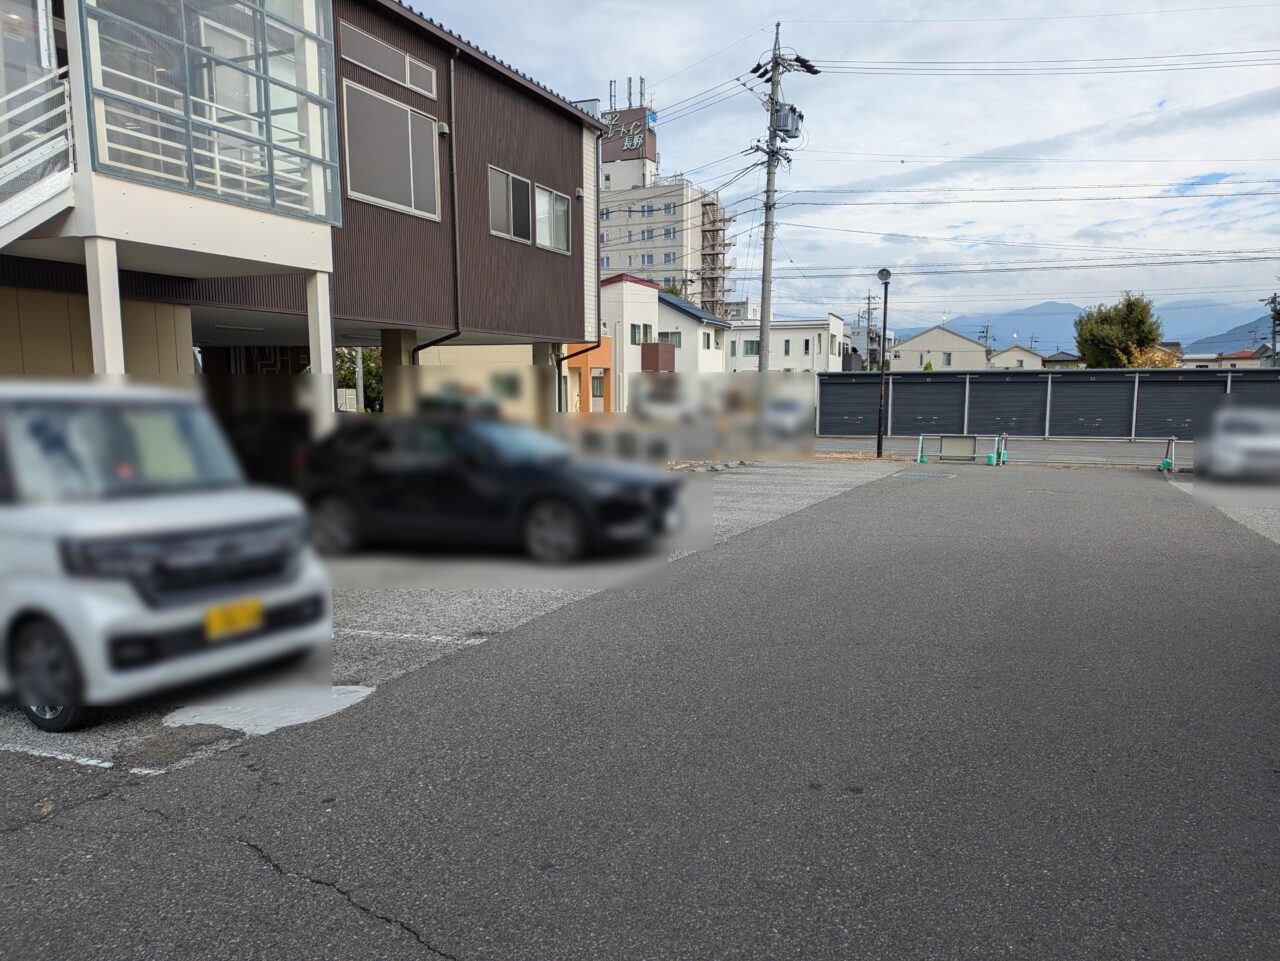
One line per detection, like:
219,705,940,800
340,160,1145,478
340,22,436,98
630,324,641,345
640,253,654,266
663,276,676,287
600,231,608,243
641,228,654,241
663,226,677,239
535,185,571,252
663,252,675,264
488,166,532,241
663,202,676,215
784,339,790,356
658,331,682,348
640,204,654,217
600,256,610,268
804,338,811,356
702,331,711,349
345,81,439,218
730,341,737,357
744,340,760,356
600,207,611,220
643,323,653,341
942,351,952,366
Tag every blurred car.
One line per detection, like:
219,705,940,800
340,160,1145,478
763,397,813,439
1197,406,1280,481
0,382,331,732
303,416,682,562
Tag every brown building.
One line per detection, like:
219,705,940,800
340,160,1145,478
1,0,604,408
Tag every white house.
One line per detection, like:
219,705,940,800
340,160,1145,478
989,346,1046,370
656,291,729,374
725,314,848,373
892,325,990,372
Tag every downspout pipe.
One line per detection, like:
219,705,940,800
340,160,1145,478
414,47,463,363
555,128,606,412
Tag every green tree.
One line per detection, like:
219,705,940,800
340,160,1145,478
922,360,934,371
661,284,683,298
1074,292,1163,368
336,346,383,412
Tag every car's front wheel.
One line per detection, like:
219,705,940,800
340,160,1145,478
11,619,90,733
523,498,586,563
311,494,362,555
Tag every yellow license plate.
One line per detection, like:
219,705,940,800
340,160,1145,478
204,598,264,642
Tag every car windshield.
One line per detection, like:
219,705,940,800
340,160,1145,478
467,421,570,464
4,400,245,503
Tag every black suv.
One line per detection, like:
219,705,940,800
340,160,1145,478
303,416,682,563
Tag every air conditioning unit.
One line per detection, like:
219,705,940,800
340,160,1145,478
772,103,803,140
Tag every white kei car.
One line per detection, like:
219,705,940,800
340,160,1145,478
0,381,331,732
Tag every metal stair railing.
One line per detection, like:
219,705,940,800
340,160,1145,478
0,66,74,218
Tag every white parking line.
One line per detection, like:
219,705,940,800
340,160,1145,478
0,745,114,769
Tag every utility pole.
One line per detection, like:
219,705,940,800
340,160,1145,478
750,22,819,375
978,322,994,348
1264,292,1280,368
1028,334,1039,353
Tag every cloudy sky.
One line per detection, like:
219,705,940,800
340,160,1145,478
420,1,1279,340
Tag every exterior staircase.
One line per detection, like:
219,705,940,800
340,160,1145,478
0,66,75,251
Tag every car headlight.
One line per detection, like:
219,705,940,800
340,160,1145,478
61,537,165,578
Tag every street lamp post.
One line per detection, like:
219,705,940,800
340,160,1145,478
876,268,891,458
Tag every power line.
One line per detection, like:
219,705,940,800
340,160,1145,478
781,190,1280,207
781,4,1280,23
780,178,1280,195
793,149,1280,164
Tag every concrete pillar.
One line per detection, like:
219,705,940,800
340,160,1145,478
306,271,336,434
381,327,418,413
84,236,126,376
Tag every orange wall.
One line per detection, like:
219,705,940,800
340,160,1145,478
564,335,612,413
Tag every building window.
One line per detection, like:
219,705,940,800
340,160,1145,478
783,339,790,356
702,331,711,349
942,352,952,366
488,165,532,242
663,226,677,239
663,202,676,215
804,338,811,356
630,324,641,345
744,340,760,356
346,82,439,219
1016,359,1025,368
535,185,571,253
600,231,608,243
641,228,654,241
340,22,436,98
600,207,611,220
640,253,654,266
918,353,924,365
591,375,604,398
817,334,823,354
663,252,676,264
658,331,682,348
730,341,737,357
600,256,610,268
643,324,653,341
81,0,341,222
641,204,654,217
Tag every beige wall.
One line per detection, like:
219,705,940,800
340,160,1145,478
893,327,989,372
989,347,1045,370
0,286,195,380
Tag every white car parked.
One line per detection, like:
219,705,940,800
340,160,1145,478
0,381,331,732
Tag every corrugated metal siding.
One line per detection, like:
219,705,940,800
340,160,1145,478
1228,371,1280,408
1049,376,1133,436
968,376,1048,435
1136,377,1226,439
454,57,585,342
817,380,881,434
328,0,456,329
890,378,964,434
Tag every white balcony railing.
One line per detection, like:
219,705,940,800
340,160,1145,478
0,66,73,224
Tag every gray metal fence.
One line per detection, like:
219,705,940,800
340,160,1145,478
818,369,1280,439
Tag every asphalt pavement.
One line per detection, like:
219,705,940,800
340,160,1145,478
3,462,1278,960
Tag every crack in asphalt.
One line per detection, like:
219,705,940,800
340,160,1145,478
236,837,460,960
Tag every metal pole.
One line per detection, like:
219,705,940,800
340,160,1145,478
1044,375,1053,439
757,22,782,377
1130,373,1140,441
876,273,890,456
355,345,364,412
962,374,970,434
887,376,894,438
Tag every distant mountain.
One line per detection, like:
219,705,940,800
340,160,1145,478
888,299,1264,353
1187,315,1272,355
